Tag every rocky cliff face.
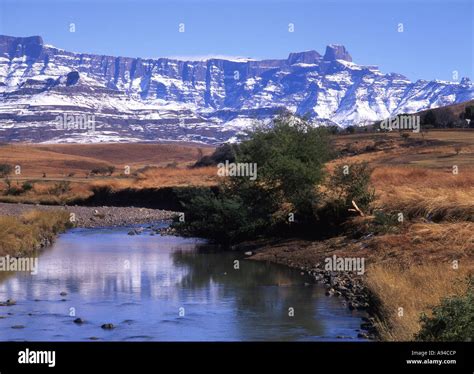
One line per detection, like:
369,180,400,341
0,35,472,143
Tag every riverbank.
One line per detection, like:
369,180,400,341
0,210,71,257
245,238,377,339
247,221,473,341
0,202,177,228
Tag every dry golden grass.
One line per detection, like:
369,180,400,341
92,166,218,189
325,132,474,341
366,263,470,341
0,166,218,204
366,222,474,267
0,142,217,203
0,143,214,177
0,210,71,256
371,167,474,222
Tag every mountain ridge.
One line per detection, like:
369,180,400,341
0,34,472,144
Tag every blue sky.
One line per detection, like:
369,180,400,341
0,0,472,81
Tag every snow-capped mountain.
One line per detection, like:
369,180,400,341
0,35,472,144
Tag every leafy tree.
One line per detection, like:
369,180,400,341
233,115,332,222
174,115,332,243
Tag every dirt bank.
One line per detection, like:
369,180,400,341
247,237,377,339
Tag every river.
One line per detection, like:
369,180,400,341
0,224,366,341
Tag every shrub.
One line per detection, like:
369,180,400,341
0,163,12,177
193,143,239,167
49,181,71,195
372,210,401,234
90,166,115,176
21,181,34,193
416,279,474,341
346,125,356,134
3,178,23,196
327,162,376,215
173,187,267,245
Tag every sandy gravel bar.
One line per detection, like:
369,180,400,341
0,202,178,228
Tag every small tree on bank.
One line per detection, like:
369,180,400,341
173,115,332,244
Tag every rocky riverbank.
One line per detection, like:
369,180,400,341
246,238,378,340
0,202,177,228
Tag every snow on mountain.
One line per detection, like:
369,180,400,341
0,35,472,144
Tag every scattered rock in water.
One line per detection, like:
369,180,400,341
11,325,25,329
127,230,137,236
73,318,84,324
60,292,68,296
101,323,115,330
89,336,99,340
0,299,16,306
325,289,335,297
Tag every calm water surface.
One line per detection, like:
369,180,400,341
0,224,366,341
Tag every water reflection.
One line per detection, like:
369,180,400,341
0,225,365,341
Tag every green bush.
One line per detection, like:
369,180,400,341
0,163,13,178
173,115,332,244
3,179,23,196
327,162,375,215
173,187,270,245
22,181,34,192
193,143,239,167
372,210,400,234
90,166,115,176
416,280,474,341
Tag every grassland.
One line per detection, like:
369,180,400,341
0,130,473,340
331,130,473,340
0,143,217,204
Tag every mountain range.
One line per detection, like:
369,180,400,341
0,35,472,144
